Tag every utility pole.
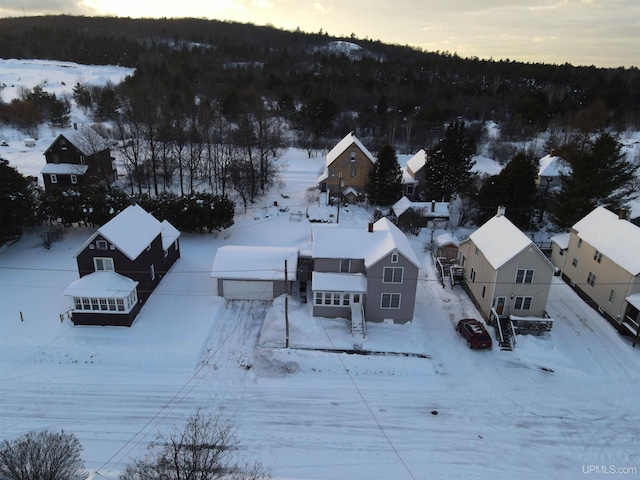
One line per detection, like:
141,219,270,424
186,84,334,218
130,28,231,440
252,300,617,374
284,259,289,348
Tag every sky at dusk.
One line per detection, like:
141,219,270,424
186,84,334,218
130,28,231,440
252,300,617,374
1,0,638,69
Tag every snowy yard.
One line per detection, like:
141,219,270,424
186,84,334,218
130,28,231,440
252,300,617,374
1,59,640,479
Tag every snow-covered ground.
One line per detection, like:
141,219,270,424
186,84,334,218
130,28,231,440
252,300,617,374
2,59,640,480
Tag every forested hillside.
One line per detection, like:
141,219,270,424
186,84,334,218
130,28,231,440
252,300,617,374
1,15,639,153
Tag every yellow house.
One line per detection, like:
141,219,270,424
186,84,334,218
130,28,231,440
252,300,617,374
318,132,376,203
552,207,640,337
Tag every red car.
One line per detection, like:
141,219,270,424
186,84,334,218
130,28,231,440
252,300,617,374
456,319,492,349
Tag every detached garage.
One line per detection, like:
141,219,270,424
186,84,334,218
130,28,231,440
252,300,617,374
211,246,298,300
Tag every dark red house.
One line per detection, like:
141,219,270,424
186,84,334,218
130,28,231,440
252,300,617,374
40,129,116,190
64,204,181,326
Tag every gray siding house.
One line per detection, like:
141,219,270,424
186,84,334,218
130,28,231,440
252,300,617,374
458,207,555,320
311,218,420,323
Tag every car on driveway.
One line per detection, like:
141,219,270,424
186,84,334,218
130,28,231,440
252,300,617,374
456,318,492,349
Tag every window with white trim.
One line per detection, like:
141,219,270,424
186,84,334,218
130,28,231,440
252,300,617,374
50,174,58,184
72,292,137,313
608,289,616,303
515,269,534,284
391,252,399,263
381,293,401,309
514,296,532,310
383,266,403,283
94,257,114,271
96,240,108,250
314,291,355,306
70,174,77,184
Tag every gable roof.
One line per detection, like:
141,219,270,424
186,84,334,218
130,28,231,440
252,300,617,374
312,217,420,268
392,196,449,218
45,129,110,157
465,215,538,270
211,246,299,281
326,131,375,167
76,205,179,261
538,154,571,178
406,149,427,177
572,206,640,275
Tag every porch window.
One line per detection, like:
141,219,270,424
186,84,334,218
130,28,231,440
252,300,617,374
381,293,401,309
343,293,350,306
94,257,114,272
383,267,403,283
515,269,534,284
314,291,358,307
514,296,532,310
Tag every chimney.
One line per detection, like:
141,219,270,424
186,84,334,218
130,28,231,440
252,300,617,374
550,148,556,157
368,222,374,233
431,200,436,212
619,208,628,220
496,206,506,217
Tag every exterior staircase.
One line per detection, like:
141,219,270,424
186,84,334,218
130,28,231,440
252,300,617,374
491,308,516,351
350,303,365,347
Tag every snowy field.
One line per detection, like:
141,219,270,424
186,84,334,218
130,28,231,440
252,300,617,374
2,59,640,480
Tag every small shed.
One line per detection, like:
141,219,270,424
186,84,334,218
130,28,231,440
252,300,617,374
211,246,299,300
436,233,459,262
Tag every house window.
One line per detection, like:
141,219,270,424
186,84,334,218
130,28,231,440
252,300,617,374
474,246,479,256
53,153,60,163
164,249,168,258
80,155,85,165
577,238,582,248
482,285,486,298
108,299,116,311
406,185,414,195
99,298,108,311
150,264,155,281
330,168,336,177
340,259,350,273
383,267,403,283
353,293,360,303
343,293,350,306
90,298,99,310
350,165,357,178
608,289,616,303
514,296,532,310
559,249,564,256
71,174,78,184
515,269,534,284
82,297,90,309
350,150,356,162
572,258,578,267
50,174,58,184
460,254,466,266
117,299,125,311
381,293,401,309
391,252,399,263
74,297,82,310
587,272,596,287
94,257,114,271
593,250,602,263
470,267,476,283
96,240,108,250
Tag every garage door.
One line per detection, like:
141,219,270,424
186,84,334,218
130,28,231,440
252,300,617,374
222,280,273,300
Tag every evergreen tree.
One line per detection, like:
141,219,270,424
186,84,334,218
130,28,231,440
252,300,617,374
423,119,476,201
549,132,638,229
476,151,538,229
365,144,403,205
0,158,37,245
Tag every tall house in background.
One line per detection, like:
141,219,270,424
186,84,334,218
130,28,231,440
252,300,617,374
40,130,116,190
318,132,376,204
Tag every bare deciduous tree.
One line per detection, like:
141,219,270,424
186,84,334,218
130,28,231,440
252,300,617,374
0,430,86,480
120,410,269,480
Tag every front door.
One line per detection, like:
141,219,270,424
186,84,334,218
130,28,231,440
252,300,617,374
494,296,507,315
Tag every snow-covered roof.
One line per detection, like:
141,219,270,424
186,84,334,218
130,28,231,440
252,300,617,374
626,293,640,310
40,163,89,175
465,214,537,269
160,220,181,250
437,232,459,248
392,196,449,218
572,206,640,275
326,132,375,167
63,271,138,298
312,272,367,292
538,154,571,178
406,149,426,177
45,130,110,157
550,233,571,250
312,217,420,268
76,205,178,261
211,246,299,281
